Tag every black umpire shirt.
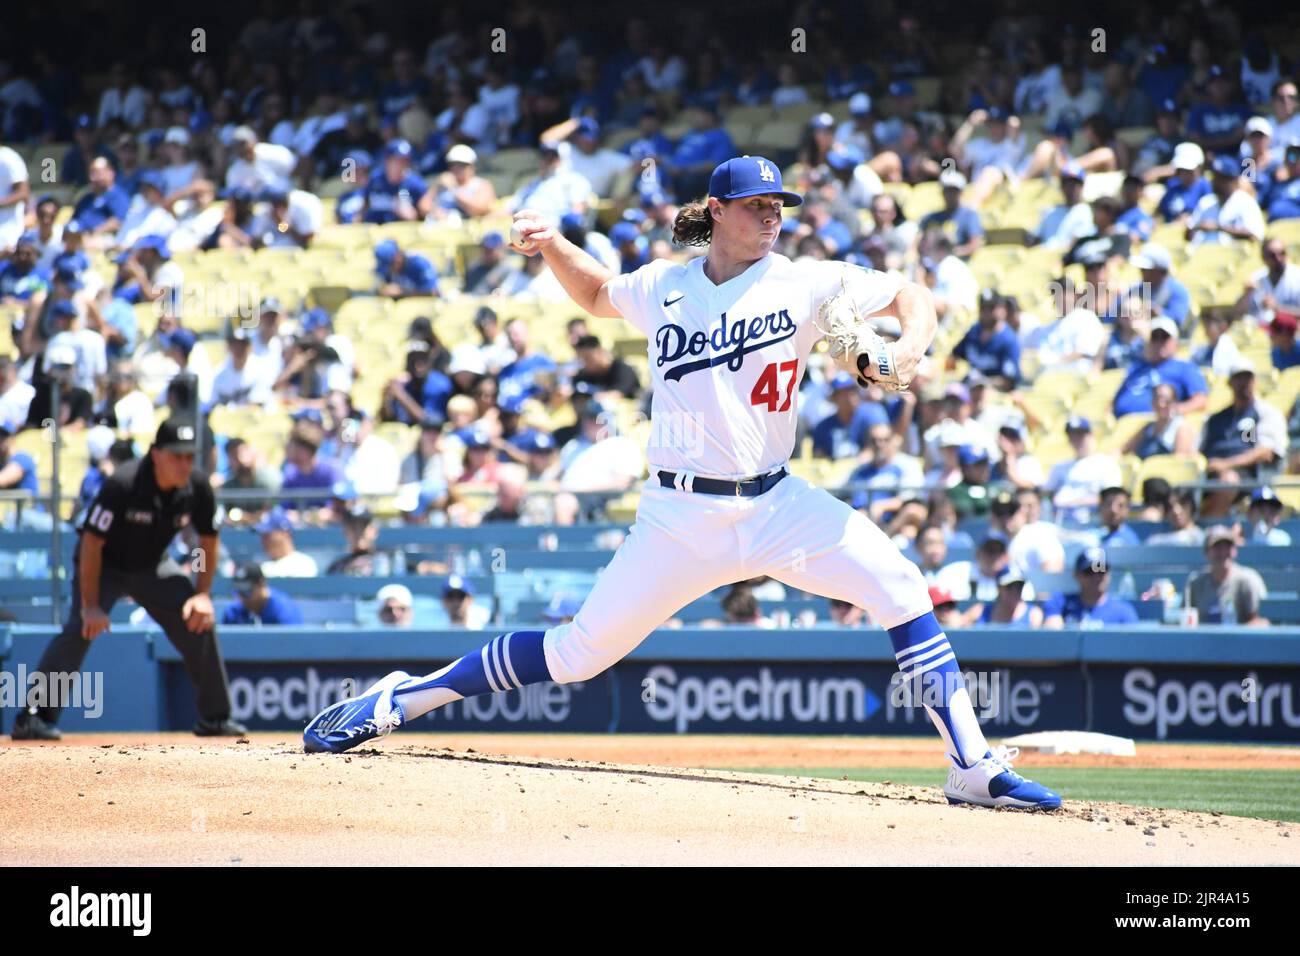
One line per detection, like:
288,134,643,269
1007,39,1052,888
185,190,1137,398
81,455,217,572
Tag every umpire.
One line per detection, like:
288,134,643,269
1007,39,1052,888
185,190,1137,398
12,419,247,740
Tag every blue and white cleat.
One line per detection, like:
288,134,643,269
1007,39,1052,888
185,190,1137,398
944,745,1062,810
303,671,411,754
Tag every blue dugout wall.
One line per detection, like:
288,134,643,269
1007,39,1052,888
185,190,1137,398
3,625,1298,743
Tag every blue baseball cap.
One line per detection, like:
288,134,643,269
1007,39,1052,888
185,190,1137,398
1210,154,1242,178
138,170,166,193
383,138,413,159
1060,162,1086,182
345,150,373,171
1158,98,1180,115
443,574,475,597
221,185,255,202
1075,547,1109,574
543,594,582,622
609,221,640,244
55,264,84,289
809,112,835,130
826,144,865,170
462,426,492,450
559,211,586,232
54,251,88,273
133,234,171,259
16,229,39,248
255,508,294,534
1065,415,1092,434
481,231,505,249
519,430,556,454
708,155,802,207
374,238,400,265
957,444,990,467
575,117,600,139
260,187,290,204
986,106,1008,122
1250,486,1281,505
62,219,83,236
499,393,527,415
622,207,647,225
291,407,324,424
50,299,79,320
331,479,358,501
75,113,94,130
164,327,197,356
888,80,915,97
300,307,332,332
829,372,857,392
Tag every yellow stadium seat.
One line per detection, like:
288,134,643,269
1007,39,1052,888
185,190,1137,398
1031,368,1090,402
1131,453,1206,496
1098,413,1152,454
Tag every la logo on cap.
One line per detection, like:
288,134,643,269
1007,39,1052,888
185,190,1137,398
757,159,775,183
178,426,194,440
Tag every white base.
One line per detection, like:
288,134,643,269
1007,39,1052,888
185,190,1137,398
1000,730,1137,756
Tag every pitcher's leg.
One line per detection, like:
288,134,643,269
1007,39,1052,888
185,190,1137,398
751,476,988,764
394,516,736,720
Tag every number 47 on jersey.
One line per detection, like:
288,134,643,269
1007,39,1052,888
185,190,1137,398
750,360,798,413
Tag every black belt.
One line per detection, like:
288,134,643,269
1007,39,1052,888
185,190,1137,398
657,468,788,497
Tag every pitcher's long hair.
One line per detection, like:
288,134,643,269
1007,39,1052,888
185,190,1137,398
672,199,717,247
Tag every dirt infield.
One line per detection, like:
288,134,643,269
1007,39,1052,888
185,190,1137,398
2,734,1297,866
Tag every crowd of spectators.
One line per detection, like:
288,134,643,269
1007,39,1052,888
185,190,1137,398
1,4,1299,628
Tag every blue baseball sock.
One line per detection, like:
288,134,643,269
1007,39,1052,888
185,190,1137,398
392,630,551,719
888,613,990,768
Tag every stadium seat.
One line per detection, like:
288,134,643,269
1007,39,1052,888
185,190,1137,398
1131,454,1206,496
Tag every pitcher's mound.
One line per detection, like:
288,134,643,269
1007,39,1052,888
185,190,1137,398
1,737,1294,866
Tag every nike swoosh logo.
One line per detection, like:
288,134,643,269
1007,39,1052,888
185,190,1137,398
663,295,684,307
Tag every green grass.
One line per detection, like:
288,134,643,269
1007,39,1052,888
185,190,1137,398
734,767,1300,823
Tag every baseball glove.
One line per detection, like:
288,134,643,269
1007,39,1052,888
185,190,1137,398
815,279,904,391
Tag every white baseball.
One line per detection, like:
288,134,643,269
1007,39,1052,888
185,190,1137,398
510,218,539,249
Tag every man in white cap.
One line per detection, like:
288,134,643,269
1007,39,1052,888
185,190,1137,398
1127,242,1191,331
160,126,199,196
1199,357,1288,516
376,584,414,627
836,92,876,157
918,169,985,260
1235,237,1300,328
1156,142,1211,223
1112,316,1209,417
225,125,296,196
1186,155,1265,246
429,143,496,221
1185,526,1269,626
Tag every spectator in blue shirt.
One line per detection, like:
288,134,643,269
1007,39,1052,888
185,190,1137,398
1200,359,1289,516
1042,548,1140,627
609,221,649,274
1116,175,1154,242
1187,65,1252,157
664,105,735,200
62,114,117,188
798,200,853,259
382,342,453,426
0,235,49,304
919,169,985,259
499,319,558,401
812,373,890,459
71,157,131,238
1113,317,1210,417
335,151,371,224
363,139,431,223
0,422,39,500
1097,486,1142,548
374,239,439,298
1270,311,1300,369
1156,142,1212,222
1262,142,1300,220
377,48,430,121
1137,45,1190,107
953,289,1020,387
1128,243,1191,331
223,562,305,626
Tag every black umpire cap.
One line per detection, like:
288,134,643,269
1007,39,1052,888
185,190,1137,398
155,418,199,454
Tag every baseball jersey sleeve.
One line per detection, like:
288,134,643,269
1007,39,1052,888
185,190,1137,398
604,258,675,335
191,474,218,536
808,261,904,318
82,473,129,539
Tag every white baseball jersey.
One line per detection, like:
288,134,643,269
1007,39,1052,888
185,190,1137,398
605,254,902,479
